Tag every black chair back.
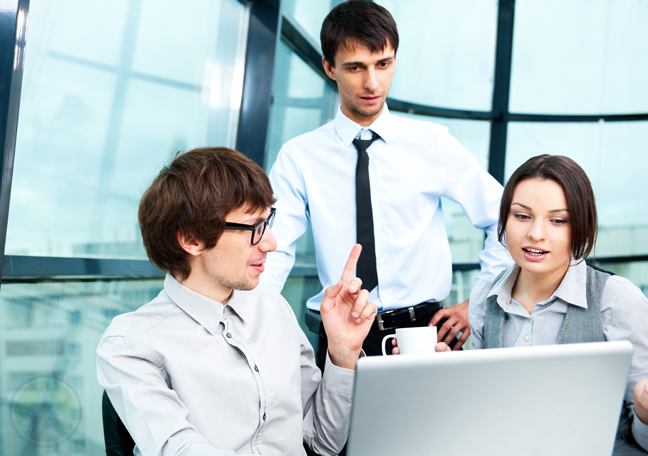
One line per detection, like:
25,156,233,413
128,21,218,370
102,390,135,456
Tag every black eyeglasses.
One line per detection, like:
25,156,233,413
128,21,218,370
224,207,276,245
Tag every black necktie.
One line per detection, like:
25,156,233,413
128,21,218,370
353,131,380,291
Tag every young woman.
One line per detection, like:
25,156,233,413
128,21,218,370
466,154,648,454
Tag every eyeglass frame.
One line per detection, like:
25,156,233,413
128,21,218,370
224,207,276,245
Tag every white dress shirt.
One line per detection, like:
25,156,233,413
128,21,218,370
97,274,354,456
262,105,512,311
469,261,648,450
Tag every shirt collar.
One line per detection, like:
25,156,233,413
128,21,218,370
553,260,588,309
163,274,251,335
333,103,393,147
487,260,588,309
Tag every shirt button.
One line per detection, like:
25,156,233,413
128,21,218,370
262,413,266,421
254,365,259,372
368,153,373,159
226,332,232,338
524,336,529,341
379,258,385,264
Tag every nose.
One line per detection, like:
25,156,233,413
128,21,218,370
527,219,546,242
258,227,277,253
364,67,379,92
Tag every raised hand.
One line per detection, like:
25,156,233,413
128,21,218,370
320,244,377,369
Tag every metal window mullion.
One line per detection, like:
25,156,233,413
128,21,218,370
0,0,29,291
236,0,280,168
488,0,516,185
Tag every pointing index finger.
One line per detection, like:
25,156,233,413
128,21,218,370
340,244,362,284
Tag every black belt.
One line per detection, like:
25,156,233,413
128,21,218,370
372,301,441,332
304,302,442,336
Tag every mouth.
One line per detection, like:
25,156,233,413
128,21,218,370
522,247,549,261
359,94,382,104
249,258,265,273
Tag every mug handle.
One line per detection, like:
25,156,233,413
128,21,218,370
382,334,397,356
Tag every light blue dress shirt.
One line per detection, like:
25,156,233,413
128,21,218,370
262,106,512,312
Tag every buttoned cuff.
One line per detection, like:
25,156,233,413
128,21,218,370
321,351,356,398
632,406,648,451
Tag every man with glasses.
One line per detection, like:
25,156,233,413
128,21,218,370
97,147,376,455
263,1,512,360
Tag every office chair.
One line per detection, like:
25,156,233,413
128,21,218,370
102,390,135,456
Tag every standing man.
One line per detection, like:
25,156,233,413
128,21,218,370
97,147,376,455
262,1,511,358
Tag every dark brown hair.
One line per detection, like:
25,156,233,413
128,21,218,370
498,155,597,260
321,0,399,66
138,147,276,281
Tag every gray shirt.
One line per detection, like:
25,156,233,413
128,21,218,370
469,260,648,450
97,275,354,456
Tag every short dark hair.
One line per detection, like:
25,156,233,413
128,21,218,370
321,0,399,66
138,147,276,281
498,155,597,260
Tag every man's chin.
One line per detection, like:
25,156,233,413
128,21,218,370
353,101,385,118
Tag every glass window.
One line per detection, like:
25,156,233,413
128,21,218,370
377,0,498,111
393,113,491,264
0,278,164,453
510,0,648,114
506,121,648,257
265,39,338,169
6,0,248,258
280,0,341,48
600,261,648,298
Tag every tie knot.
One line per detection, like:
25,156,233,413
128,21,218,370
352,131,380,153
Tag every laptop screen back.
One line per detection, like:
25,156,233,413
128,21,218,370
347,341,632,456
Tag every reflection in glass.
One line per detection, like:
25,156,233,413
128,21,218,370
506,121,648,257
377,0,498,111
510,0,648,114
394,112,492,264
0,278,164,455
7,0,248,258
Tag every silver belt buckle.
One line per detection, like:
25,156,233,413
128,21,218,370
376,306,417,331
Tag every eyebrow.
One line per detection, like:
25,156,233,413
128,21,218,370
341,56,394,68
511,202,569,213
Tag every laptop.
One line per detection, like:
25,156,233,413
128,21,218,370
346,341,633,456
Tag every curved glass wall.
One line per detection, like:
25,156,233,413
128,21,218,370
378,0,498,111
510,0,648,114
0,278,163,454
6,0,249,258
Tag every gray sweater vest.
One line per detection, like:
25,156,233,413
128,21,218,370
482,264,646,454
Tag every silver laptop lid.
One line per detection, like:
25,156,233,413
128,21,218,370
347,341,633,456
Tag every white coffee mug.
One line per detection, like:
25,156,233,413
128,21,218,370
381,326,438,356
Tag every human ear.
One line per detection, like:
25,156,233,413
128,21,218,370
322,56,336,80
176,230,205,256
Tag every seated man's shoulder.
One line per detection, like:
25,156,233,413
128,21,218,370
238,284,297,319
101,291,178,340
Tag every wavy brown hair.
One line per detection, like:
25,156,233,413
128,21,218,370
498,155,597,260
138,147,276,281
